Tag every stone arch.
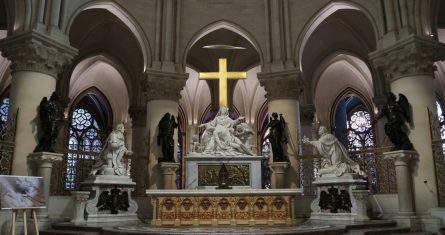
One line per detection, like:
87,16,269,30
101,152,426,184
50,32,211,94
330,87,374,127
311,52,373,103
181,20,264,70
65,1,151,70
68,54,130,124
313,52,374,127
294,1,379,72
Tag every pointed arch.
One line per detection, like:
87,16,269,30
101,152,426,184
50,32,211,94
69,54,130,124
65,1,151,70
330,87,374,127
312,52,373,102
294,1,379,71
182,20,264,69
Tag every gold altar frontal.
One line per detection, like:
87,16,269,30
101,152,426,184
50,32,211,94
145,189,301,226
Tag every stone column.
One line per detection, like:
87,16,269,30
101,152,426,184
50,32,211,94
352,189,370,221
0,32,76,175
129,106,148,196
269,162,289,188
143,70,187,189
383,150,420,230
70,191,90,225
186,124,198,154
28,152,63,217
370,36,445,214
159,162,180,189
258,69,302,188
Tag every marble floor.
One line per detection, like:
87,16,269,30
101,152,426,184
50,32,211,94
100,220,400,235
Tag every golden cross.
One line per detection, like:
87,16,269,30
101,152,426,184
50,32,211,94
199,58,247,107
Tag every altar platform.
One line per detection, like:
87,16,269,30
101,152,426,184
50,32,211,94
96,219,423,235
145,188,301,226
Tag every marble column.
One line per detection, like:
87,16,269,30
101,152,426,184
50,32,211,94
0,32,76,175
269,162,289,189
383,150,420,230
159,162,180,189
258,69,302,188
370,36,445,214
129,106,148,196
143,70,187,189
383,150,417,216
28,152,63,217
70,191,90,225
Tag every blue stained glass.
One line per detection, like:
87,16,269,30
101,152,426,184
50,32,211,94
0,98,9,122
347,110,374,150
65,108,104,190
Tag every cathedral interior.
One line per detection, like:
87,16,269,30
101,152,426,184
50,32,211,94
0,0,445,234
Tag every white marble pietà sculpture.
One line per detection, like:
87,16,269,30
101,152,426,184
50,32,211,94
303,126,365,177
196,107,254,156
89,123,133,176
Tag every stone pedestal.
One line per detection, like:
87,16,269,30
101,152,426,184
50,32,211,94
159,162,179,189
383,150,420,231
70,191,90,225
28,152,63,217
310,173,369,221
81,175,139,224
185,154,262,189
352,190,370,221
270,162,290,189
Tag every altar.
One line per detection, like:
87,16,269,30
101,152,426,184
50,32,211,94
145,188,301,226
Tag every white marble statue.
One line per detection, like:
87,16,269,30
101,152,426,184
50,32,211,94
302,126,365,177
89,123,133,176
196,107,254,156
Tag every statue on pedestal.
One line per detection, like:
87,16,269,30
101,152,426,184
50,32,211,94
157,113,178,162
34,92,67,152
374,92,414,151
198,107,253,156
268,112,288,162
303,126,365,177
89,123,133,176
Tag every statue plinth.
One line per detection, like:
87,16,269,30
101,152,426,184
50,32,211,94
383,150,420,230
69,191,90,225
269,162,290,189
80,175,138,224
310,173,370,221
158,162,180,189
28,151,63,217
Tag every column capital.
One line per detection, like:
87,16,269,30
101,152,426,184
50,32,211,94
369,35,445,82
129,105,147,127
28,151,64,165
142,69,188,102
257,69,302,101
300,104,316,125
383,150,418,166
0,31,77,77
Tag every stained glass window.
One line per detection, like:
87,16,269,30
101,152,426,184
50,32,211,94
347,110,374,150
436,101,445,139
65,108,103,190
0,98,9,123
261,136,271,189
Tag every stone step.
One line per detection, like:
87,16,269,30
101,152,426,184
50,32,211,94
40,223,102,235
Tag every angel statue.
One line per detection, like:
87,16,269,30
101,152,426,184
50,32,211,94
34,92,67,152
374,92,414,151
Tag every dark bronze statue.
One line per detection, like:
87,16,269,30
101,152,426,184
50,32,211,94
374,92,414,151
157,112,178,162
34,92,67,152
268,112,288,162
